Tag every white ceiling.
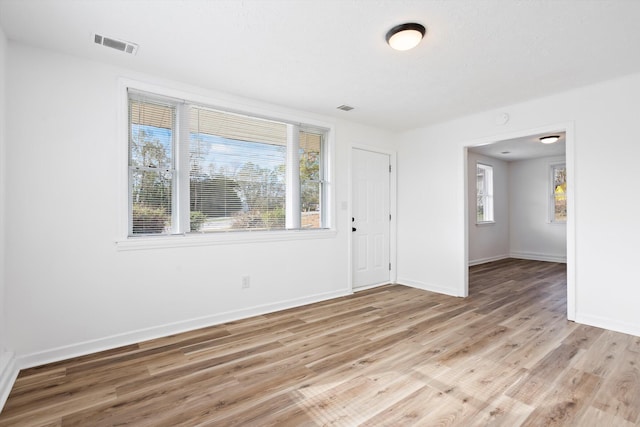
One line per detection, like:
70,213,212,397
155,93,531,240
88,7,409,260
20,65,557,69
468,131,566,162
1,0,640,132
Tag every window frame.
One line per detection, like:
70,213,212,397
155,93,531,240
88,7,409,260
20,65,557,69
476,162,494,224
549,162,567,224
117,79,335,250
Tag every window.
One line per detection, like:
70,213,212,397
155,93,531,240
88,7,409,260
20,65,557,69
476,163,494,223
129,97,176,234
128,90,328,237
551,163,567,223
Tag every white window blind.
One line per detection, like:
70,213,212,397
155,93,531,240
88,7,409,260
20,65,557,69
189,106,288,231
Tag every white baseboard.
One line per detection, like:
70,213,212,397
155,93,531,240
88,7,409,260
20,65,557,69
18,288,351,370
397,277,462,297
575,313,640,338
509,251,567,263
0,351,18,412
468,254,509,266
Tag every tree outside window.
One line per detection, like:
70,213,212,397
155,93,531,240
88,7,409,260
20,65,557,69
551,164,567,223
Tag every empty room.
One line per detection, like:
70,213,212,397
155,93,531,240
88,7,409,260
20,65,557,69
0,0,639,425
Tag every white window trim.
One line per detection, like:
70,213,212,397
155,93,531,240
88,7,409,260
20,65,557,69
549,162,567,224
117,78,336,250
476,162,494,224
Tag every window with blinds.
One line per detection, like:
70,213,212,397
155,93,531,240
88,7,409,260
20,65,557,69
189,106,288,231
128,96,176,235
299,131,323,229
128,90,328,236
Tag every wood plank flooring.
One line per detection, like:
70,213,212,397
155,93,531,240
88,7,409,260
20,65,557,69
1,258,639,426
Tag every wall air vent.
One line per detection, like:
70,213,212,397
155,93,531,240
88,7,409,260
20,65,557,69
94,34,138,55
336,105,354,111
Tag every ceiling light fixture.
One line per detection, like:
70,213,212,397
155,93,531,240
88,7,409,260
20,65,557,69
386,23,426,51
539,135,560,144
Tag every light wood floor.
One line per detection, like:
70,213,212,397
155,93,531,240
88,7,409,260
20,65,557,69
1,259,639,426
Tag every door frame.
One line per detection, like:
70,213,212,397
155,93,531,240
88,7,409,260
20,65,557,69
462,121,576,321
348,145,397,292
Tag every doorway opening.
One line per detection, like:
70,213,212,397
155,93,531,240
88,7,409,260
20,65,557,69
463,125,575,321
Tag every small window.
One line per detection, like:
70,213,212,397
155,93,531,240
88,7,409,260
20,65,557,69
476,163,494,223
299,131,324,229
128,90,329,237
128,97,176,235
551,164,567,223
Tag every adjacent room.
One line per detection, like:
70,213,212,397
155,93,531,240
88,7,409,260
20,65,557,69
467,132,567,275
0,0,639,425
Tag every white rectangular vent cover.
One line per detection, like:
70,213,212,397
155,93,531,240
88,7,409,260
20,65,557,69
94,34,138,55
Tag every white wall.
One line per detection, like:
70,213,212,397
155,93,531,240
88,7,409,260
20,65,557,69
0,22,6,357
509,156,566,262
467,152,509,265
4,43,394,365
0,22,17,410
397,71,640,336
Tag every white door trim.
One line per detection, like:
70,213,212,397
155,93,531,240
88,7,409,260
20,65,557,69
462,121,576,321
349,145,397,292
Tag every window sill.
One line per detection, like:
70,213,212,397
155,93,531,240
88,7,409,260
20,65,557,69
476,221,496,226
116,228,337,251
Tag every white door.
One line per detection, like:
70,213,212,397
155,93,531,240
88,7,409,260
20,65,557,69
352,148,390,289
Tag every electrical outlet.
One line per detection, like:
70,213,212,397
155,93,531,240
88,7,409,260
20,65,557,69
242,275,250,289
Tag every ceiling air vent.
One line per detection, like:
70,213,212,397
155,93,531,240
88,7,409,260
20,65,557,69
336,105,354,111
94,34,138,55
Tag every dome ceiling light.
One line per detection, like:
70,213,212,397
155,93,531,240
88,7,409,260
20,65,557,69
385,23,426,51
539,135,560,144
